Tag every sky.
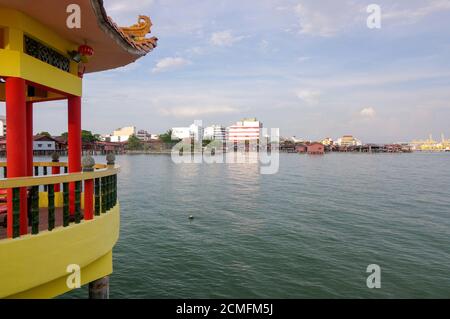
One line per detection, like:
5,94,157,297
2,0,450,143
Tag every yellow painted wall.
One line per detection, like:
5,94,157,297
0,203,120,299
9,251,113,299
0,7,81,96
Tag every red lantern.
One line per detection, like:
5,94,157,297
78,44,94,56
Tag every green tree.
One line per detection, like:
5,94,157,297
159,130,175,143
81,130,99,143
59,131,100,143
202,139,212,147
127,134,143,150
38,131,51,137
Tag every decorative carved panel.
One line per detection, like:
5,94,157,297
24,35,70,72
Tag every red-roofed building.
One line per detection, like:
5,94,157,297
307,142,325,155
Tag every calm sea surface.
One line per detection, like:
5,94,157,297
63,153,450,298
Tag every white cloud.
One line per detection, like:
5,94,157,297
260,40,269,51
295,69,450,89
185,47,205,56
104,0,155,25
360,107,376,118
106,0,153,13
159,106,239,117
297,56,311,63
210,30,245,47
294,2,360,37
152,57,191,73
384,0,450,23
296,89,321,105
292,0,450,37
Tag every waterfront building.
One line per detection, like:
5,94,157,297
0,115,6,136
336,135,362,147
33,135,56,152
321,137,334,146
410,134,450,151
0,0,157,299
172,123,204,142
136,129,151,141
280,140,296,153
291,136,306,143
296,144,308,153
227,118,262,143
33,135,66,155
204,125,226,141
110,126,136,142
307,142,325,155
150,134,160,140
93,141,126,155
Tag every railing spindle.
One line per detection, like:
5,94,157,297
95,178,100,216
31,186,39,235
63,182,69,227
48,184,55,231
12,187,20,238
34,166,39,177
43,166,48,192
75,181,81,223
112,175,116,207
3,167,7,178
107,176,112,211
82,156,95,220
101,177,106,214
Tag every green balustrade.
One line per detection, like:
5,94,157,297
47,184,55,231
63,182,69,227
12,188,20,238
31,186,39,235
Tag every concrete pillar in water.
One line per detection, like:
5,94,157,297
89,276,110,299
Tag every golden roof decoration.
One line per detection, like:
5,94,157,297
119,15,153,42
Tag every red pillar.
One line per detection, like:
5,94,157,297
26,102,33,177
68,96,81,215
5,77,28,237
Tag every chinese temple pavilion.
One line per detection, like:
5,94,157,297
0,0,157,298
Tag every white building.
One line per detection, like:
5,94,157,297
336,135,362,147
0,115,6,137
203,125,226,141
172,123,204,142
109,126,136,142
227,118,262,142
136,129,151,141
149,134,159,140
290,136,306,143
33,135,56,151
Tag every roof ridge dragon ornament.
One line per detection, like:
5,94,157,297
119,15,154,42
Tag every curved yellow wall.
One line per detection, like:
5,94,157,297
0,203,120,299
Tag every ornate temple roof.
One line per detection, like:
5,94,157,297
93,1,158,57
0,0,158,73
